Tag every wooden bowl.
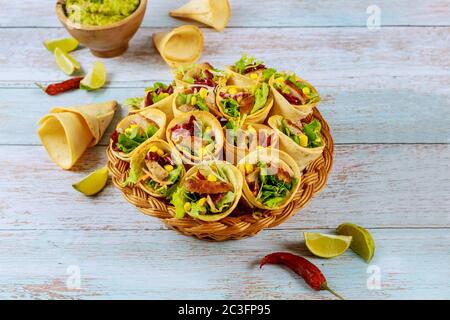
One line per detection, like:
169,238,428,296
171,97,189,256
55,0,147,58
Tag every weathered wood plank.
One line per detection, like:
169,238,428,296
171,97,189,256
0,228,448,299
1,0,449,28
1,144,448,231
1,27,449,85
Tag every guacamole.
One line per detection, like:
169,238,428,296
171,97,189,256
65,0,140,26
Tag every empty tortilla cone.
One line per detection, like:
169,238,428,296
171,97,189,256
153,25,203,68
268,115,325,172
169,0,231,32
38,100,117,170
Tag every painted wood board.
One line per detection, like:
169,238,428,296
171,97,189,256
1,144,448,231
0,228,448,299
1,0,449,28
1,27,449,86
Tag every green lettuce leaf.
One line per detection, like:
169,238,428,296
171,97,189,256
252,83,269,114
222,98,240,118
303,119,323,148
171,187,187,219
216,191,235,212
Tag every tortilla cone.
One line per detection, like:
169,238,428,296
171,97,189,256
110,108,167,162
169,0,231,32
129,94,175,123
38,100,117,170
166,110,224,165
268,115,325,172
174,63,228,89
153,25,203,68
223,123,279,165
224,66,258,87
268,75,320,120
182,161,243,221
126,139,186,198
216,85,274,124
237,148,301,210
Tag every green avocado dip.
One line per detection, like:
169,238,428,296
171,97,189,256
65,0,140,26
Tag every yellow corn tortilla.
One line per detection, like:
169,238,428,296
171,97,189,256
153,25,203,68
173,63,228,89
237,148,301,210
169,0,231,32
181,161,243,221
268,115,325,172
110,108,167,162
38,100,117,170
223,123,279,165
128,93,175,123
216,85,274,124
126,139,186,198
166,110,224,165
268,75,320,120
224,66,258,87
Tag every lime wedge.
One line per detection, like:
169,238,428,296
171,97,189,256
336,223,375,263
54,47,80,75
72,167,109,196
44,38,79,53
80,60,106,91
304,232,352,258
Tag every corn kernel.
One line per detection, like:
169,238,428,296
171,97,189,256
249,73,258,80
299,134,308,147
198,197,207,207
199,88,208,99
302,87,311,95
125,124,138,134
161,93,170,98
275,77,285,84
149,145,159,153
190,96,197,105
157,148,165,157
207,174,217,182
245,163,254,174
228,87,238,95
204,126,212,134
184,202,192,212
164,164,174,172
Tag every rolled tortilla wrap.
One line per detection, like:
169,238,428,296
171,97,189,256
269,72,320,120
125,139,186,199
238,148,301,210
268,115,325,172
169,0,231,32
223,121,279,165
172,86,222,119
166,111,224,165
110,108,166,162
216,83,273,124
225,55,277,87
38,100,117,170
171,161,243,221
173,62,228,89
129,82,175,122
153,25,203,68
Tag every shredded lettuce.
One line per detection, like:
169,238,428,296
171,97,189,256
123,97,143,109
303,119,323,148
222,98,240,118
116,124,159,154
252,83,269,114
216,191,235,212
171,187,187,219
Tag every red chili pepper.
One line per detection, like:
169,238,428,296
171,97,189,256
36,77,83,96
260,252,344,300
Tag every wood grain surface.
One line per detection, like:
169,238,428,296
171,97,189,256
0,0,449,300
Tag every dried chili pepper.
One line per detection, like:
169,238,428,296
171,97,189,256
260,252,344,300
36,77,83,96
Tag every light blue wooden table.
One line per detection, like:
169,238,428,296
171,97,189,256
0,0,449,299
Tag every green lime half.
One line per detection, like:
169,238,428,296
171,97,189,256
73,167,109,196
54,47,81,75
44,38,79,53
304,232,352,258
80,60,106,90
336,223,375,263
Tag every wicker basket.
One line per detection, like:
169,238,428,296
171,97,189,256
107,107,333,241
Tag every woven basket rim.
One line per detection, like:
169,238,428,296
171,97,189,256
107,107,333,241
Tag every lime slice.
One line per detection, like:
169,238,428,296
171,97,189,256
80,60,106,90
44,38,79,53
336,223,375,263
304,232,352,258
54,47,81,75
72,167,109,196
